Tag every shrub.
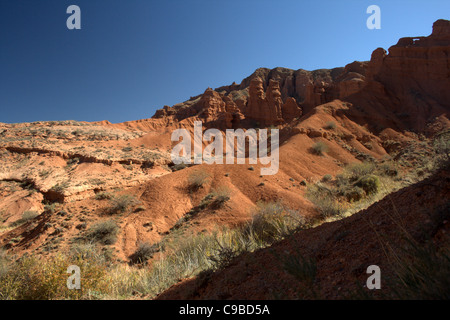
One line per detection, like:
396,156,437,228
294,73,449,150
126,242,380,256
433,131,450,167
0,249,11,279
130,242,158,264
0,252,109,300
244,202,304,244
69,242,111,264
50,181,69,193
311,142,329,156
22,210,39,222
172,163,188,171
343,186,365,202
187,170,209,191
95,192,112,200
355,174,380,195
344,162,376,181
109,194,140,214
11,211,39,227
122,147,133,152
211,186,231,208
321,174,332,182
85,220,119,245
306,184,344,218
66,158,80,166
377,162,399,177
44,203,57,213
324,121,337,130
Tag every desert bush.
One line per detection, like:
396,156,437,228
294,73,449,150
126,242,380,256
0,252,109,300
130,242,158,264
243,202,305,245
355,174,380,195
172,163,188,171
343,162,376,181
324,121,337,130
22,210,39,222
109,194,140,214
95,191,112,200
50,181,69,193
343,186,366,202
433,131,450,168
66,157,80,166
68,242,112,264
311,141,329,156
321,174,333,182
211,186,231,208
306,184,344,218
187,170,209,191
377,161,399,177
208,241,240,271
0,249,11,279
84,219,119,245
10,211,39,227
44,203,57,213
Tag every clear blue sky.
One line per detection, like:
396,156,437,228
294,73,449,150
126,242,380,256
1,0,449,124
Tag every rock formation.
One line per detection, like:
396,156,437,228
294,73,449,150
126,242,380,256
152,19,449,134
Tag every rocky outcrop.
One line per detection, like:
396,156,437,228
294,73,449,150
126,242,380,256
152,19,449,133
152,64,363,127
246,78,283,126
198,88,244,129
350,19,450,132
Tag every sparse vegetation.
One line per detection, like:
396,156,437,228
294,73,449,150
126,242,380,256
355,174,380,195
210,186,231,208
311,141,329,156
50,181,69,193
324,121,337,130
187,170,209,192
306,183,344,218
84,219,119,245
0,249,109,299
306,161,391,219
108,194,140,214
95,191,112,200
10,211,39,227
433,130,450,167
242,202,305,245
130,242,158,264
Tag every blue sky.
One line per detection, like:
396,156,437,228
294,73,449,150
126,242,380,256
0,0,449,123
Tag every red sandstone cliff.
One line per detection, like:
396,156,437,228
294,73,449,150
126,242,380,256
152,19,449,134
